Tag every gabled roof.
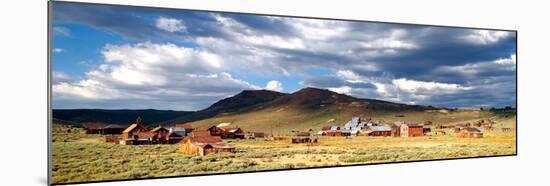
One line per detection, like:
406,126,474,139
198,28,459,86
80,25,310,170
185,131,224,143
102,124,125,129
225,128,242,133
123,124,148,134
83,123,102,130
150,125,168,133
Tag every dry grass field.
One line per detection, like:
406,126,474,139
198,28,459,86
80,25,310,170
51,114,515,184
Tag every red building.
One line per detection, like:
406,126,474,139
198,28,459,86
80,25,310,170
400,123,424,137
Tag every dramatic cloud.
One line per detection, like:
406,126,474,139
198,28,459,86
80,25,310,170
51,2,516,109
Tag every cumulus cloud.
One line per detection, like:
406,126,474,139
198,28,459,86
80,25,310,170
53,42,259,110
265,80,283,92
155,17,187,33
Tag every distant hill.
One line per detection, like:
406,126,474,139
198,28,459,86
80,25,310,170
157,90,287,124
52,109,192,126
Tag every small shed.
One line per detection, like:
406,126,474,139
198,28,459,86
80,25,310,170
179,131,236,156
458,127,483,138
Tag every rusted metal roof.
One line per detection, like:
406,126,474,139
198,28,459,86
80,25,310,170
83,123,102,130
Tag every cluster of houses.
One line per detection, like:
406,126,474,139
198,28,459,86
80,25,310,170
318,116,489,138
317,117,427,137
82,117,269,156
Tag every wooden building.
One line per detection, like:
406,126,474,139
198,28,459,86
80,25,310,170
391,125,401,137
179,131,236,156
223,127,245,139
82,123,102,134
400,123,424,137
101,124,126,135
165,132,184,144
365,126,392,136
325,131,343,136
207,126,225,137
122,117,149,138
457,127,483,138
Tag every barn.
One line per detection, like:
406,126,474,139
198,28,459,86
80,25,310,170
365,126,392,136
179,131,236,156
400,123,424,137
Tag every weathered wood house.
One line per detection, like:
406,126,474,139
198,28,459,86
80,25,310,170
101,124,126,134
122,117,149,139
400,123,424,137
207,126,225,137
457,127,483,138
82,123,102,134
178,131,236,156
223,127,245,139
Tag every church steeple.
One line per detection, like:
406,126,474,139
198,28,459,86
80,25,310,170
136,116,142,125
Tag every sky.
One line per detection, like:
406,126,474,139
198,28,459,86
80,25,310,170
51,2,517,111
